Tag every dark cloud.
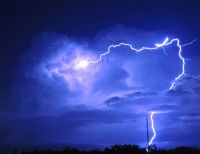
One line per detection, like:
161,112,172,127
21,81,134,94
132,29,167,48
104,91,160,110
0,107,137,148
125,91,157,97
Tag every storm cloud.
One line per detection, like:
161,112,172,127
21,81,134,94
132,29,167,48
0,25,199,148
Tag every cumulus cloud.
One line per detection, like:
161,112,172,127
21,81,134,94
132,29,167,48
8,25,185,113
1,25,199,148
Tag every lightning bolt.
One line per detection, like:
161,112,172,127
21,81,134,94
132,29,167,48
85,37,196,90
146,112,157,152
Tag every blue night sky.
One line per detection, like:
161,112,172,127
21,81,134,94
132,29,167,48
0,0,200,150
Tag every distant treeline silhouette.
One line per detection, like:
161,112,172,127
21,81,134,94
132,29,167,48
12,144,200,154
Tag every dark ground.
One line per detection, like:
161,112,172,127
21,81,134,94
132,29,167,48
8,145,200,154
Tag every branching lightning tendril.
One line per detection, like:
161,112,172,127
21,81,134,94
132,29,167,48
83,37,196,90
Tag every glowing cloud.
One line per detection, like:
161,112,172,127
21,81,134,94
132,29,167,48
74,59,89,70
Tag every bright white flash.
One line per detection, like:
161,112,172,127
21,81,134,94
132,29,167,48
74,59,89,70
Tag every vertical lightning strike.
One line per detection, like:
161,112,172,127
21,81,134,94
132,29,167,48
85,37,196,90
149,112,157,146
146,112,157,152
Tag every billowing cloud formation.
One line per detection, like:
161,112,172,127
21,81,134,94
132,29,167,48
1,25,199,148
10,25,184,111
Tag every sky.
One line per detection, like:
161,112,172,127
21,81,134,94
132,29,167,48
0,0,200,150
